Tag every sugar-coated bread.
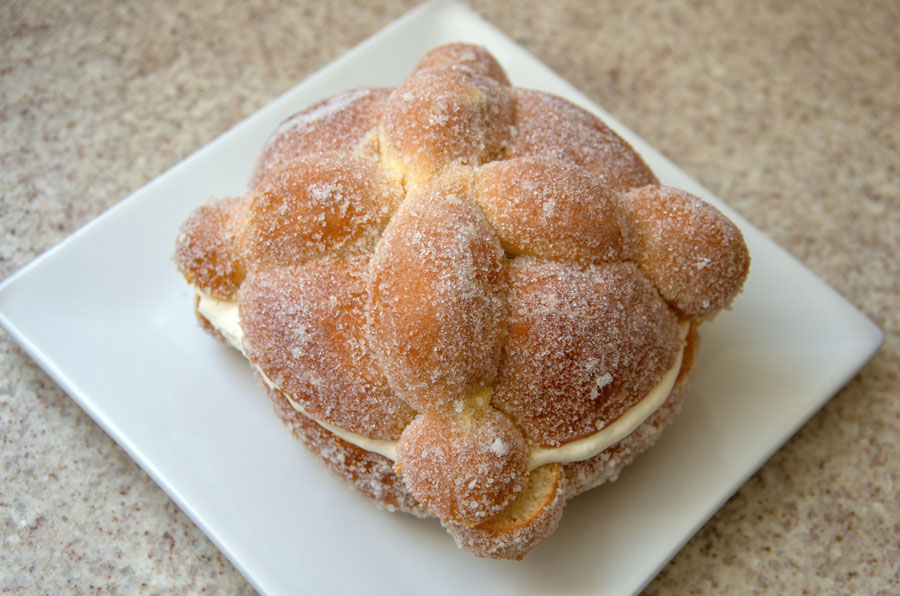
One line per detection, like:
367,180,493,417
175,197,246,299
396,408,529,526
492,258,681,446
238,257,415,439
379,65,515,185
249,87,390,190
243,152,401,267
507,88,658,192
623,185,750,319
474,156,628,262
366,168,507,412
414,42,511,85
176,43,749,559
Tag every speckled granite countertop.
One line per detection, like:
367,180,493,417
2,0,898,593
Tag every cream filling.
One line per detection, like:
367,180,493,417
197,292,688,471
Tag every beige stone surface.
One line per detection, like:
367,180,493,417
2,0,898,593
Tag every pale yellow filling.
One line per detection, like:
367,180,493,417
197,292,688,470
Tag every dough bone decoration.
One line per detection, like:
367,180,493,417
175,43,749,560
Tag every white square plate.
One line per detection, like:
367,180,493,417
0,1,882,594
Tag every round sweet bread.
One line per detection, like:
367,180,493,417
175,43,749,559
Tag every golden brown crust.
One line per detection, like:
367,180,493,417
175,197,246,299
366,169,507,411
492,258,681,446
396,409,528,526
249,87,391,190
198,310,701,558
243,152,401,268
414,43,510,85
175,43,749,560
378,65,515,184
238,257,415,439
563,325,699,496
474,156,627,262
444,463,566,560
507,88,658,192
622,185,751,319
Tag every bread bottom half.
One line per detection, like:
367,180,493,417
255,323,699,560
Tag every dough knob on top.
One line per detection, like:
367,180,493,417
413,42,511,85
378,64,515,186
175,196,247,300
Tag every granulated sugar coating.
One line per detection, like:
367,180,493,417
623,185,751,319
379,64,515,185
249,88,390,190
564,323,699,496
244,152,401,267
508,88,659,193
174,197,246,299
174,43,749,559
366,169,507,412
396,408,528,526
475,156,627,262
238,257,415,439
414,43,510,86
493,259,681,446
